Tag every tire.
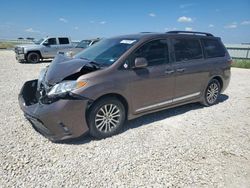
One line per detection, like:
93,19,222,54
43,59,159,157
27,52,40,63
87,97,126,139
202,79,221,106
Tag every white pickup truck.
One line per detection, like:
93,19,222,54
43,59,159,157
14,36,73,63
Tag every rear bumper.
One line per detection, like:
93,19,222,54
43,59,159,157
18,80,90,142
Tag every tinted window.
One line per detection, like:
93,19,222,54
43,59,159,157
47,38,57,45
202,39,225,58
173,38,202,62
76,40,91,48
134,39,169,66
59,37,69,44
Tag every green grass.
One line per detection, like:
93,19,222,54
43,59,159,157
231,59,250,69
0,42,17,49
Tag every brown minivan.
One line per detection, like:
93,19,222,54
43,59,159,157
19,31,231,141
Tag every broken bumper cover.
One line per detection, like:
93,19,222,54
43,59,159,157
18,79,90,141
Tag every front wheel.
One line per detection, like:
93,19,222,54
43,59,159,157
26,52,40,63
87,97,126,139
202,79,221,106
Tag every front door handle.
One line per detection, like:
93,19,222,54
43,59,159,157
165,70,175,74
176,68,185,72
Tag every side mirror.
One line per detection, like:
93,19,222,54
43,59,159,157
134,57,148,68
43,41,49,46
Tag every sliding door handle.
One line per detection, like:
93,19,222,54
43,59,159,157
176,68,185,72
165,70,175,74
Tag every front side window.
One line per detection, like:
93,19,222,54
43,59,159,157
202,39,225,58
59,37,69,44
173,38,202,62
46,38,57,45
74,38,138,66
133,39,169,66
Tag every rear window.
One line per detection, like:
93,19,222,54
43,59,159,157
173,38,203,62
59,37,69,44
202,39,225,58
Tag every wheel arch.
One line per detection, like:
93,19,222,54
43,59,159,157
25,50,42,60
86,93,129,125
211,75,223,90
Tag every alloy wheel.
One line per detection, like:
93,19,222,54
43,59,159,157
206,82,219,104
95,104,121,133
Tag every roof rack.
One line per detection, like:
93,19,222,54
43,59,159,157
167,31,214,37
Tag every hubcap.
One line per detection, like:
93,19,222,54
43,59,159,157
206,83,219,104
95,104,121,133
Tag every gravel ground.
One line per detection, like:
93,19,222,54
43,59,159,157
0,50,250,187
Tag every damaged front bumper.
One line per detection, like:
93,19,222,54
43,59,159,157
18,79,90,142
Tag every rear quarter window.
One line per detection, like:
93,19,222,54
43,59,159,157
202,39,225,58
173,38,203,62
59,38,70,44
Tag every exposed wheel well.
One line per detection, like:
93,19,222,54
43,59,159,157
212,76,223,90
86,93,129,124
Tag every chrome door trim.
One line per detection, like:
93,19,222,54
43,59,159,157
135,99,172,113
135,92,201,113
172,92,200,102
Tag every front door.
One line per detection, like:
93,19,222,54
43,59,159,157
128,39,175,114
42,37,58,58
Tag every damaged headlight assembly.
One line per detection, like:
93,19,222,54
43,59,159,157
47,80,87,98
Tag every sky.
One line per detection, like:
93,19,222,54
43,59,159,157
0,0,250,43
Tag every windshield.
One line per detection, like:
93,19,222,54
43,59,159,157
76,40,91,48
35,38,44,45
74,38,138,66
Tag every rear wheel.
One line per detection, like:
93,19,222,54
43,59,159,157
87,97,126,139
27,52,40,63
202,79,221,106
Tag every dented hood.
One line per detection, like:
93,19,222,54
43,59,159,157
45,54,92,85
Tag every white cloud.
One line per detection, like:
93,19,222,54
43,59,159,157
149,13,156,17
225,23,237,29
25,28,40,33
74,26,79,30
100,21,106,24
59,18,68,23
177,16,193,23
185,27,193,31
208,24,214,28
241,20,250,25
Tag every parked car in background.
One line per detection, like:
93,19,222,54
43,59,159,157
14,36,73,63
18,31,231,142
60,38,101,57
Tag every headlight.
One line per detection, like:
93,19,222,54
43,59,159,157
47,80,87,97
